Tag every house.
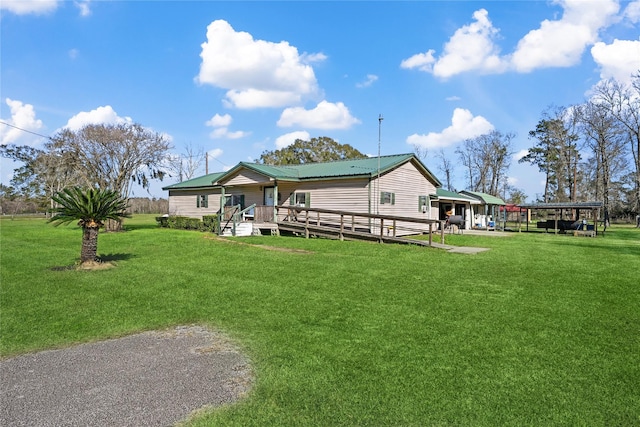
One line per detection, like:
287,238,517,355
433,189,481,230
163,153,443,236
460,191,506,230
162,172,226,219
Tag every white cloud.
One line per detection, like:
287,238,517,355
356,74,379,88
74,0,91,17
0,98,44,145
401,9,507,78
196,20,321,109
591,39,640,85
301,52,328,63
0,0,58,15
433,9,507,78
208,128,249,139
446,96,461,102
63,105,132,131
68,48,79,60
400,50,436,72
402,0,621,78
204,113,249,139
205,113,232,128
511,0,619,72
277,101,361,130
275,131,310,149
208,148,223,159
624,0,640,23
406,108,494,149
514,149,529,161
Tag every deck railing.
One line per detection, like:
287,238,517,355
275,205,445,246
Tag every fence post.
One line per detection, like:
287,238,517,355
428,223,432,246
379,218,384,243
305,209,310,238
340,214,344,241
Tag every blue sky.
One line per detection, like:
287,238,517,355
2,0,639,201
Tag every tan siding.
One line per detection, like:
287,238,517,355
371,162,438,234
274,179,370,223
375,162,437,217
223,169,272,186
168,189,222,218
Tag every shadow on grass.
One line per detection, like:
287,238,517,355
49,253,134,271
122,223,163,231
99,253,135,262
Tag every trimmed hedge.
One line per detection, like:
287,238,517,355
156,215,219,233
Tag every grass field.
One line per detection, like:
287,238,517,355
1,215,639,426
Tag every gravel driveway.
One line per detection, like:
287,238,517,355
0,325,253,426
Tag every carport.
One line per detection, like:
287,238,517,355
519,202,604,235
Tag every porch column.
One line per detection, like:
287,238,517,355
273,181,278,222
219,187,226,236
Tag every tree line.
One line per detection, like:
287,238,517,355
2,73,638,222
1,123,172,225
518,75,640,221
422,73,639,221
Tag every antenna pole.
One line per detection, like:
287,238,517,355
377,114,383,215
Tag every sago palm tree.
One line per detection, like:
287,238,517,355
49,187,129,264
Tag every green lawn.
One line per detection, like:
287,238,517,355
1,216,639,426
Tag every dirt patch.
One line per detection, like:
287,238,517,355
50,260,116,271
0,325,253,426
204,235,313,254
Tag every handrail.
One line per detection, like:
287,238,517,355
220,205,240,235
220,204,258,236
275,205,446,245
233,203,257,221
276,205,445,225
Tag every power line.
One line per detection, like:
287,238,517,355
0,121,52,140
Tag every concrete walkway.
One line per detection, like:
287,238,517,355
431,242,491,254
0,325,253,427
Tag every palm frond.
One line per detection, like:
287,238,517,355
49,187,130,227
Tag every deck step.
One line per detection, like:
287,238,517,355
221,222,253,237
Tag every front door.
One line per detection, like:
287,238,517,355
264,187,275,206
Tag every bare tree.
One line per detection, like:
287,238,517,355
592,75,640,213
412,145,428,161
456,130,514,196
576,100,628,226
50,123,171,230
166,143,205,182
520,107,579,203
435,149,454,191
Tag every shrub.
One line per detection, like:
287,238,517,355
155,215,219,233
202,215,219,233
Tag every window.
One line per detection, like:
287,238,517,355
380,191,395,205
224,194,245,208
291,192,310,207
418,195,428,213
196,194,208,208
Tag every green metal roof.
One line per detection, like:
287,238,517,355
220,154,442,186
519,202,603,209
162,172,226,190
435,188,479,202
460,191,506,205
